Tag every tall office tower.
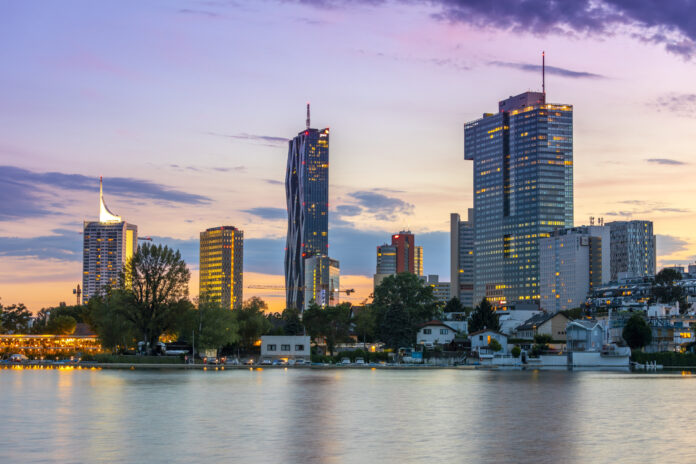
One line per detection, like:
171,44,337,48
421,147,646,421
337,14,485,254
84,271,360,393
82,178,137,303
539,226,610,313
607,220,656,281
450,210,475,307
414,246,424,276
465,91,573,307
374,243,397,288
199,226,244,310
304,255,340,310
392,230,415,273
285,104,330,310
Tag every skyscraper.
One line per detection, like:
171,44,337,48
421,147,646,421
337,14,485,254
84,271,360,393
607,220,656,281
373,231,421,290
374,243,397,288
285,105,329,310
539,225,610,312
450,209,475,307
304,255,340,310
82,177,137,303
414,246,424,277
199,226,244,310
465,91,573,307
392,230,415,273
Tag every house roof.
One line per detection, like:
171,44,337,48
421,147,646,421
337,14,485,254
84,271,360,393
418,320,457,331
567,319,603,331
517,312,568,331
467,329,507,338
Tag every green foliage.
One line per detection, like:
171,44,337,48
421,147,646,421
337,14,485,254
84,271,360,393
118,243,192,354
236,297,271,351
352,306,377,344
443,297,468,314
0,301,32,334
183,298,239,353
468,299,500,333
622,314,653,350
511,346,521,358
81,353,185,364
651,268,686,310
310,348,390,364
302,303,352,355
631,350,696,367
655,268,682,285
372,273,439,349
488,338,502,352
533,334,553,345
85,291,139,351
281,307,304,335
47,315,77,335
560,307,584,320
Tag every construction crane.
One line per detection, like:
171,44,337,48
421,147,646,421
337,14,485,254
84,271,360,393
138,237,153,241
247,285,355,295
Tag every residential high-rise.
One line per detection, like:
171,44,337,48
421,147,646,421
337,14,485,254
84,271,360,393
450,210,475,307
285,105,330,310
374,243,397,288
465,91,573,307
607,220,656,281
304,255,340,310
414,246,423,277
199,226,244,310
82,177,137,303
539,226,610,312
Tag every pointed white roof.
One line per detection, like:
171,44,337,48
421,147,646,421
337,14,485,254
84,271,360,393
99,176,122,223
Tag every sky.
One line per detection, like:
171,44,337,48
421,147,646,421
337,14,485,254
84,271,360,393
2,0,696,313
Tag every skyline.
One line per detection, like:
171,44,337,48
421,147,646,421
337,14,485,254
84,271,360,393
2,1,696,313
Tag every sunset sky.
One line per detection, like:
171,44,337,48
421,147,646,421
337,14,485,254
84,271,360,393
2,0,696,313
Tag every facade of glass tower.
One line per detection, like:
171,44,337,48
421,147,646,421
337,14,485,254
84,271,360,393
199,226,244,310
285,113,329,310
82,178,137,303
465,91,573,307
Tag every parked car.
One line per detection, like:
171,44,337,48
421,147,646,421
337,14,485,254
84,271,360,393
340,357,351,365
243,358,256,366
355,357,365,365
260,358,272,365
225,358,240,365
294,359,306,366
272,359,288,366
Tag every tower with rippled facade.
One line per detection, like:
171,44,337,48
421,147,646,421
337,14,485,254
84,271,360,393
465,91,573,308
285,105,329,310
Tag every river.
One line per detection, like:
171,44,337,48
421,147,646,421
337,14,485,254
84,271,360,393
1,368,695,463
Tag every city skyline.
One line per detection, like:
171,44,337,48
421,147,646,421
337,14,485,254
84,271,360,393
2,1,696,313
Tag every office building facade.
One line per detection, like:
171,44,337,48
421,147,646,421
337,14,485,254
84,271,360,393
450,210,475,308
285,105,330,310
465,91,573,307
608,220,656,281
82,178,137,303
539,226,609,312
304,255,340,310
374,230,421,290
199,226,244,310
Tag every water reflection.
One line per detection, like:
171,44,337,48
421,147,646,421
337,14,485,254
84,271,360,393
2,369,696,463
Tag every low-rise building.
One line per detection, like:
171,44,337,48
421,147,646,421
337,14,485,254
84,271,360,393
468,330,508,354
416,321,457,347
566,320,605,351
260,335,311,361
515,312,570,341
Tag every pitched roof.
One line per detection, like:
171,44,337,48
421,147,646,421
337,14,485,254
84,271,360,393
418,320,457,331
517,312,567,331
467,329,507,338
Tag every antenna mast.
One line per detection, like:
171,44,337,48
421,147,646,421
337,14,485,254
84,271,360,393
542,51,546,95
306,102,310,129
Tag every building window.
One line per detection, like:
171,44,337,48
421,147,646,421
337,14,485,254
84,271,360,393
267,344,276,351
295,344,305,352
479,335,483,341
281,344,291,351
423,328,432,334
440,329,449,335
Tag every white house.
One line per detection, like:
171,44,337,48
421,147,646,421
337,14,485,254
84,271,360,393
647,304,680,318
468,330,508,354
566,320,605,352
416,321,457,347
260,335,311,361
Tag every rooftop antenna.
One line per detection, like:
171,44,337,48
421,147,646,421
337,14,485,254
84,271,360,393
306,102,310,129
542,51,546,95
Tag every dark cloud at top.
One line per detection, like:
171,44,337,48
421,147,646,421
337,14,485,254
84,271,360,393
297,0,696,59
0,229,81,261
206,131,290,146
264,179,284,185
243,207,287,220
646,158,688,166
490,61,605,79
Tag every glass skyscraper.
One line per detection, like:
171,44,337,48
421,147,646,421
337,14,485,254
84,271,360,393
199,226,244,310
82,178,137,303
285,107,329,310
450,209,475,308
465,91,573,307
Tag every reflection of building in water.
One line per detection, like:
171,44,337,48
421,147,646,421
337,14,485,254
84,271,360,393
0,334,103,356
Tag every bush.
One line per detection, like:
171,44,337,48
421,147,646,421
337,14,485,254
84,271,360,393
511,346,521,358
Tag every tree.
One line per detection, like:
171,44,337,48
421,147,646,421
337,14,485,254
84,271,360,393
236,297,271,353
622,314,652,350
511,346,521,358
651,268,687,311
86,291,139,352
372,273,439,349
0,302,32,334
488,338,502,352
47,315,77,335
352,306,376,346
184,298,239,354
443,297,467,314
282,307,304,335
468,299,500,333
560,307,584,320
303,303,352,356
118,243,192,354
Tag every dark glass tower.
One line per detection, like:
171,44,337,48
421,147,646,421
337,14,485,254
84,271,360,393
465,91,573,307
285,105,329,310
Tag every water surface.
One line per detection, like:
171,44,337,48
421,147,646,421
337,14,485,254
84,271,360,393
2,368,694,463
